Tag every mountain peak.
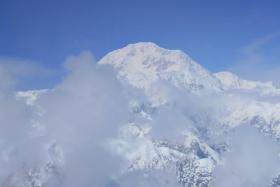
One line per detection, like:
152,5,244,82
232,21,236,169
98,42,222,92
99,42,190,68
126,42,161,49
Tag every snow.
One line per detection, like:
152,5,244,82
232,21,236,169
214,71,280,95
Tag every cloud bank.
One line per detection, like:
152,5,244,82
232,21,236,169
0,52,131,187
212,125,280,187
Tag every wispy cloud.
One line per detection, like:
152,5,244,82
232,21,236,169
0,57,60,90
242,32,280,55
230,32,280,85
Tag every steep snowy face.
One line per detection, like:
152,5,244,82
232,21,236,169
214,71,280,95
99,42,222,93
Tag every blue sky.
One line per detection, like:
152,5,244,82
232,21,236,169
0,0,280,89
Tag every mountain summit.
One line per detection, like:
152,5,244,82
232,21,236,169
99,42,222,92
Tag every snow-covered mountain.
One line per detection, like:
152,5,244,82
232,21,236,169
99,42,222,91
99,42,223,105
8,42,280,187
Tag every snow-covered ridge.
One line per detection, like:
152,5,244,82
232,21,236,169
214,71,280,95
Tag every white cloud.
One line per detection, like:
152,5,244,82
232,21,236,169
212,125,280,187
0,51,131,187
